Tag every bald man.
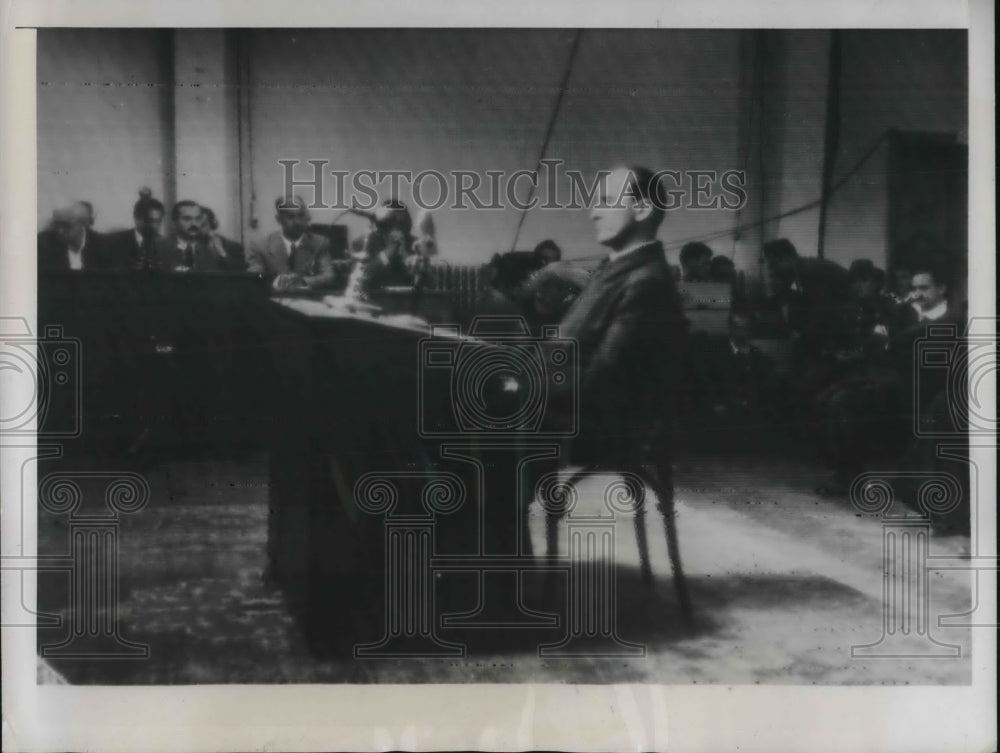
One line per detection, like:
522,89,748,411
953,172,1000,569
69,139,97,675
557,165,686,468
38,202,112,272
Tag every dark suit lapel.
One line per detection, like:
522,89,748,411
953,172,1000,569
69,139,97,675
599,242,664,283
299,233,320,274
560,242,665,341
269,233,289,271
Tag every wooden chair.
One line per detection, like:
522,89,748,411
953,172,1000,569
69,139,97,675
543,425,694,624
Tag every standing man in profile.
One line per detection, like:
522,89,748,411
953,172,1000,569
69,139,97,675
247,194,338,292
154,200,245,272
550,165,691,612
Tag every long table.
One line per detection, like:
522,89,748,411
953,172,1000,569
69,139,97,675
266,299,568,654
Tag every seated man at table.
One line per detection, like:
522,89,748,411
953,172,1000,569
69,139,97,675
247,194,337,292
105,188,165,270
38,201,113,272
198,205,245,266
154,199,246,272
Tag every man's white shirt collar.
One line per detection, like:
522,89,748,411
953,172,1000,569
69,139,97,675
135,229,145,246
914,300,948,321
608,240,656,263
282,234,302,257
67,230,86,270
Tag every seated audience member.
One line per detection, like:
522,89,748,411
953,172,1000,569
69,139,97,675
519,261,590,332
531,239,563,269
709,254,737,286
105,188,165,270
832,259,896,362
38,201,112,271
412,209,438,261
508,239,579,329
887,259,969,530
697,307,777,419
898,259,960,327
247,195,336,291
679,241,713,282
198,206,245,266
476,254,522,316
887,262,914,304
358,199,422,290
763,238,850,360
763,238,850,436
889,258,963,412
153,199,246,273
814,259,906,493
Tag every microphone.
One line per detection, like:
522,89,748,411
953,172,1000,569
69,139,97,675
330,203,377,224
347,205,378,223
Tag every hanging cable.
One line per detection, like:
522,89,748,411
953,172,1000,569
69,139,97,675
508,29,583,253
569,128,892,262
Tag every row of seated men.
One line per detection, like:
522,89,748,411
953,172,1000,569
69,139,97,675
738,240,967,528
40,190,968,514
37,191,352,293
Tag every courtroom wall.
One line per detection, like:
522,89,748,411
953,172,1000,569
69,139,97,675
243,29,747,266
36,28,968,274
823,29,967,271
37,29,173,231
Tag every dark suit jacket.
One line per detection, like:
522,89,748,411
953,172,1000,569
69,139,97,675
777,257,850,358
37,229,113,272
247,231,338,290
558,242,687,463
104,228,159,271
888,301,965,413
797,258,849,339
152,234,246,273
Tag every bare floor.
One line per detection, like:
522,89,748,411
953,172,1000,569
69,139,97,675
36,451,973,685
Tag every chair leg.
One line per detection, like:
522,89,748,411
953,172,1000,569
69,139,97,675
632,503,653,586
661,495,694,624
648,462,694,624
622,468,654,586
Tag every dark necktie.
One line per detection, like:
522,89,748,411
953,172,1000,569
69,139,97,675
183,243,195,269
288,241,299,272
